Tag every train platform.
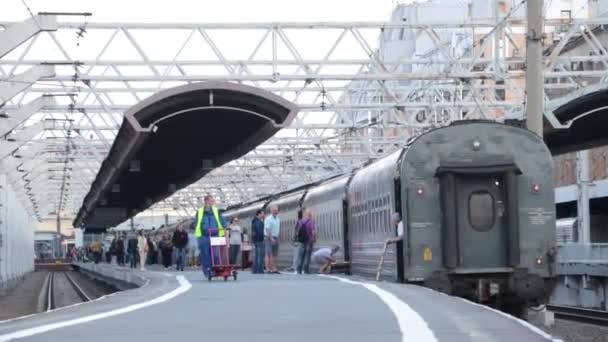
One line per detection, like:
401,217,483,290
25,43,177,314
0,264,562,342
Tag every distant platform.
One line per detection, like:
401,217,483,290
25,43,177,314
33,259,72,272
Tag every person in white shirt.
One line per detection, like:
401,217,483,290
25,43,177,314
387,212,404,244
228,217,242,265
264,205,281,274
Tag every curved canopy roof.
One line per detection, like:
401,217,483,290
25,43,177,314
74,81,298,231
545,88,608,155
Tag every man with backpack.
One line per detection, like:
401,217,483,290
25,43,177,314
89,240,102,264
296,208,316,274
291,210,303,273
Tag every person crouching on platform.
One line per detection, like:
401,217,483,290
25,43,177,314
193,194,228,278
312,245,340,274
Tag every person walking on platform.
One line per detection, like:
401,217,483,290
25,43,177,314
116,236,125,266
137,231,148,271
146,235,156,265
90,240,102,264
296,208,316,274
264,205,281,274
159,233,174,269
193,194,227,278
127,233,138,269
251,210,265,274
228,217,242,265
172,223,189,271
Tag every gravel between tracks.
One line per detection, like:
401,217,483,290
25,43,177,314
0,272,47,321
530,316,608,342
0,270,117,321
52,272,84,309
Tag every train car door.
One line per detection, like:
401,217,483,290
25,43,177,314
455,175,507,269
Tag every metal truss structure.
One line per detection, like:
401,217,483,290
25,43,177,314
1,12,608,223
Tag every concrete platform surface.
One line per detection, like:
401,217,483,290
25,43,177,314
0,265,561,342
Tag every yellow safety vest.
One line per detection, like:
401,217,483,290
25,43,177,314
194,206,225,237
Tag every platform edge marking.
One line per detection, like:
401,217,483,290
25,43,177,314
321,275,438,342
418,286,564,342
0,276,191,342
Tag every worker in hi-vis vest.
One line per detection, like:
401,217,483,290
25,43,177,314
192,194,227,277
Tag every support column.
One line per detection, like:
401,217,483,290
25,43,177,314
576,150,591,243
0,15,57,58
525,0,544,136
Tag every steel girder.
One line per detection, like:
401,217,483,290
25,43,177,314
2,14,608,222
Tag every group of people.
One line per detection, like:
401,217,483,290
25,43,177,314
81,224,191,272
128,226,190,271
195,194,342,277
81,193,403,279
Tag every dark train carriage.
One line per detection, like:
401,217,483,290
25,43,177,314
222,121,556,308
301,176,351,264
400,121,555,303
347,151,403,281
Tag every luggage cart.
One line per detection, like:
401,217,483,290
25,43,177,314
207,228,238,282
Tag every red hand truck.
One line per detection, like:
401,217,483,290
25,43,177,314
207,228,238,282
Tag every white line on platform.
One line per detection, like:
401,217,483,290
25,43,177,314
0,275,191,342
322,275,438,342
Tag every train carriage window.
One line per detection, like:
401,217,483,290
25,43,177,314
468,191,496,232
333,211,341,239
368,201,373,234
337,211,342,239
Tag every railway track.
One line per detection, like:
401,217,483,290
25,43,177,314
44,272,92,311
547,304,608,326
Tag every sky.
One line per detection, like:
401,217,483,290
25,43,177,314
2,0,403,22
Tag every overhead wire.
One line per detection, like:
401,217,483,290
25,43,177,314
19,0,41,29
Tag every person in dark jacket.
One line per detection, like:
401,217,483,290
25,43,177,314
172,223,189,271
147,236,156,265
296,208,316,274
251,209,265,274
127,234,138,269
116,237,125,266
159,233,173,269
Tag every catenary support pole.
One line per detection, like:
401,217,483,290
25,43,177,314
576,150,591,243
526,0,544,136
